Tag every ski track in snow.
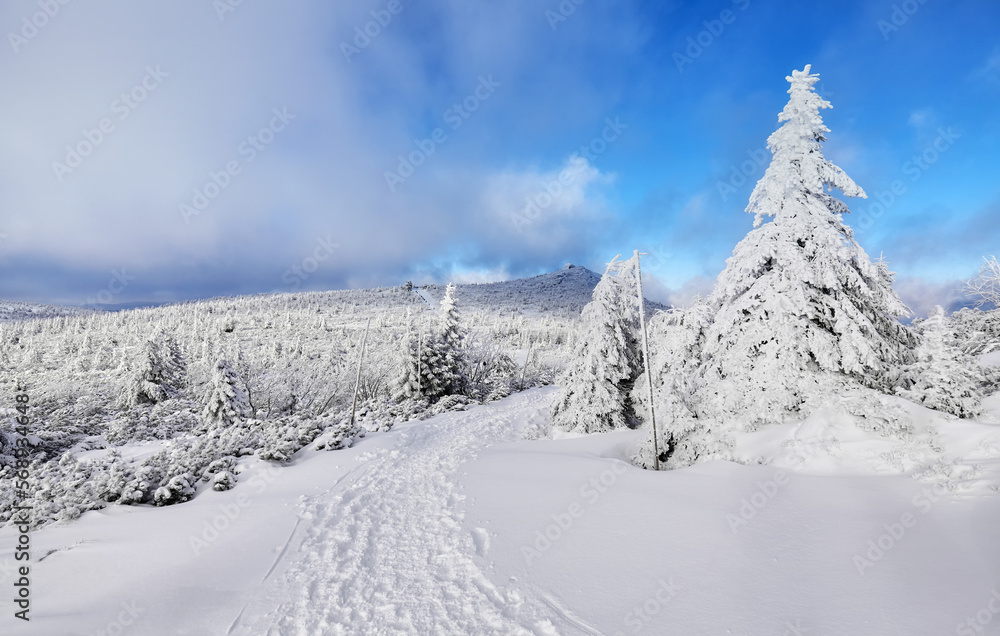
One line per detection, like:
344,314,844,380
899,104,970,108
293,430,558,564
231,390,560,636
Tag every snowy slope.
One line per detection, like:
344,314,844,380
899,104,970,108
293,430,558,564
419,264,669,317
3,387,998,635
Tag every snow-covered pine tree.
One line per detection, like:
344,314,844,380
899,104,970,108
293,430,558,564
418,283,466,402
551,255,641,433
159,331,187,395
393,310,423,403
897,306,983,419
699,65,915,428
119,331,188,408
436,283,466,396
419,336,448,402
121,339,167,407
202,358,249,427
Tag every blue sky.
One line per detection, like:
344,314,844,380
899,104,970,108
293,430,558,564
0,0,997,315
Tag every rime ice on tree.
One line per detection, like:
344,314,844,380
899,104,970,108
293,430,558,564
551,255,641,433
202,358,249,427
699,65,915,428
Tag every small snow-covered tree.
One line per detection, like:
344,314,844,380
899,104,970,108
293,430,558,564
202,358,249,427
120,333,186,407
898,306,983,419
393,310,424,403
419,337,448,402
699,65,915,428
419,284,466,402
551,255,641,433
436,283,466,395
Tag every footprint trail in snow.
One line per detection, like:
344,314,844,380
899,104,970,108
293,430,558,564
231,389,561,636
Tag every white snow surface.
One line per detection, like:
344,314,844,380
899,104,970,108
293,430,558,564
3,387,1000,635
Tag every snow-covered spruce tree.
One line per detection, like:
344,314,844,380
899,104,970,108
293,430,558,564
202,358,249,427
551,255,641,433
419,284,466,402
898,306,983,419
699,65,915,429
392,310,424,403
418,337,448,402
436,282,466,395
119,335,185,407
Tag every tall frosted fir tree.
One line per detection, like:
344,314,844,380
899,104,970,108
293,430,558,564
700,65,914,428
551,255,641,433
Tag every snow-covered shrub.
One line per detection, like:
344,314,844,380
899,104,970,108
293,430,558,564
105,402,199,445
154,473,197,506
316,417,367,451
462,330,518,402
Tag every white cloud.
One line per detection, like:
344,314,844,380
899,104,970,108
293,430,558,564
483,154,611,235
893,276,971,318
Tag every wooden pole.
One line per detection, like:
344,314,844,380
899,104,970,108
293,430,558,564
417,324,422,398
634,250,660,471
349,317,371,428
